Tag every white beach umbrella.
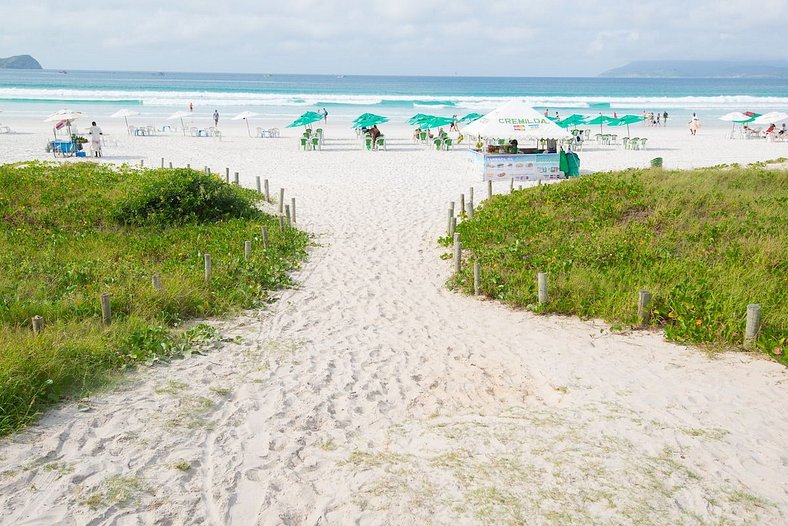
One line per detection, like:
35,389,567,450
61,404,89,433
111,109,141,134
168,110,192,136
718,112,753,122
45,109,82,138
751,111,788,126
232,111,260,137
461,100,571,141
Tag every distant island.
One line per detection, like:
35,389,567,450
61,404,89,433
0,55,42,69
599,60,788,79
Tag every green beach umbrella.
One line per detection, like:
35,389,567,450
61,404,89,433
607,114,645,136
418,116,455,129
556,114,588,129
407,113,431,125
458,112,483,124
286,111,324,128
352,113,389,129
585,115,616,134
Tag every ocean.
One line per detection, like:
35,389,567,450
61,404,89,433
1,69,787,125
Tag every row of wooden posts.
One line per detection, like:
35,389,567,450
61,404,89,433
30,160,298,334
448,179,764,347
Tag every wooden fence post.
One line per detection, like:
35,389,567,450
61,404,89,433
638,290,652,325
279,188,285,214
538,272,548,305
291,197,296,223
225,167,230,183
261,226,269,248
264,179,270,201
487,180,492,200
745,304,761,347
255,176,261,193
204,254,212,282
161,157,165,168
453,233,462,275
234,172,239,185
151,274,162,291
279,215,286,233
32,315,44,334
100,293,112,325
244,240,252,260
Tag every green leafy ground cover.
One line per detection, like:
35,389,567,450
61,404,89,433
0,162,309,434
451,166,787,363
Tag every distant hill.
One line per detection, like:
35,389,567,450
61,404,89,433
599,60,788,79
0,55,42,69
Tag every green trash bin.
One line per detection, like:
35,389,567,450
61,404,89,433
566,152,580,177
650,157,663,168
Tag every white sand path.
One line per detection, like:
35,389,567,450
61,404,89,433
0,123,786,525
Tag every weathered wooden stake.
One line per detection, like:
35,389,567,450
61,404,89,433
744,304,761,347
453,233,462,274
449,216,456,238
278,215,286,233
449,200,455,218
467,200,474,217
469,187,474,203
161,157,165,168
151,274,162,290
510,179,514,193
100,293,112,325
291,197,296,223
460,193,465,216
255,176,261,193
487,180,493,200
538,272,548,304
32,315,44,334
169,162,173,169
264,179,270,201
207,167,211,175
187,163,190,169
285,204,291,226
446,208,454,237
279,188,285,214
473,262,481,295
225,167,230,183
244,240,252,260
234,172,239,185
638,290,652,325
204,254,212,282
261,226,269,248
140,159,144,168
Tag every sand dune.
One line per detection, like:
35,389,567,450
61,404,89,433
1,120,786,524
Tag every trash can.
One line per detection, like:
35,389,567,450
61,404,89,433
566,152,581,177
650,157,663,168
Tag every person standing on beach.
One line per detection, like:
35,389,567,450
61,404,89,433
322,108,328,124
688,113,700,136
213,110,219,127
544,108,549,117
189,102,193,112
88,121,102,157
663,111,668,126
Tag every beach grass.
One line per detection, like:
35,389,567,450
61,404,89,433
0,161,308,435
450,166,787,362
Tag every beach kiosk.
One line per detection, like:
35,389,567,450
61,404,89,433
462,100,574,181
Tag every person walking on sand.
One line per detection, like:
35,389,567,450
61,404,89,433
88,121,103,157
322,108,328,124
688,113,700,136
189,102,193,112
213,110,219,127
663,111,668,126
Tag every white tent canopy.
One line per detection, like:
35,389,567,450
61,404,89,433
751,111,788,126
461,100,571,140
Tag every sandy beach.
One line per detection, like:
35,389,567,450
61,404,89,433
0,116,787,525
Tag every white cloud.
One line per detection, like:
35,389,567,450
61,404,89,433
1,0,786,75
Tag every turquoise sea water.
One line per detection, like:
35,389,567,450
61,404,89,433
1,69,787,123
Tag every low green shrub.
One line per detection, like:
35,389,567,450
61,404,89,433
451,167,787,363
0,162,309,434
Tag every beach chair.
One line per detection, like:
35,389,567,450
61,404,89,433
594,133,603,142
299,137,309,151
622,137,630,150
639,138,647,150
0,124,12,134
610,134,618,145
375,136,386,150
311,136,320,150
364,136,373,150
629,137,640,150
443,137,453,150
434,138,443,150
419,131,428,144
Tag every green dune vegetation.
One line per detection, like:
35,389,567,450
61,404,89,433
450,165,787,364
0,162,309,435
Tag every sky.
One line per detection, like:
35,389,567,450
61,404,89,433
1,0,787,76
